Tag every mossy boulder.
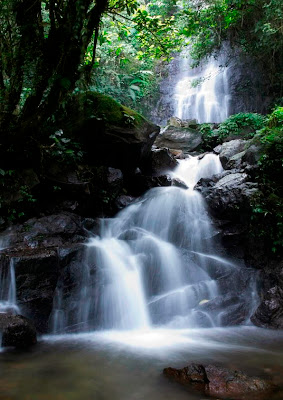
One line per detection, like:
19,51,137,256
59,92,160,171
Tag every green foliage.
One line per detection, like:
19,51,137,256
0,169,37,222
73,91,145,128
198,123,219,150
217,113,266,140
82,0,182,112
198,113,266,150
46,130,84,164
250,106,283,253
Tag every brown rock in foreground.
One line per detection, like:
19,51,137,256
163,363,276,400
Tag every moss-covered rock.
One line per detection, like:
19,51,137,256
57,91,160,171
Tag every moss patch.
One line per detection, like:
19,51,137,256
76,91,146,128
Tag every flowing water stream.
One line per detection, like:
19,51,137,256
50,154,255,333
0,238,19,315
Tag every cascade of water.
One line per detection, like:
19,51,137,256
172,154,223,189
51,153,255,333
173,53,231,123
0,258,20,314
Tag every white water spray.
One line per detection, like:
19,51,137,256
173,54,231,123
50,154,254,333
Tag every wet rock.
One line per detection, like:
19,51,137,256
197,172,259,221
82,218,100,234
106,167,123,194
169,149,185,159
196,293,250,326
167,117,199,129
167,116,182,127
1,212,85,250
242,143,263,165
217,269,254,296
115,195,135,210
172,178,188,189
213,144,222,154
251,286,283,329
163,363,275,399
0,314,37,348
14,249,60,332
225,141,263,170
219,139,246,169
155,126,202,152
149,148,178,175
126,174,173,197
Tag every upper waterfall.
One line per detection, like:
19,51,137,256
173,53,231,123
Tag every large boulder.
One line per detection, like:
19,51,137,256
219,139,247,169
59,92,160,171
148,148,178,176
196,172,259,221
155,126,202,152
164,363,275,400
0,314,37,348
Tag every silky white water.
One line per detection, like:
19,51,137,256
0,246,20,315
51,154,256,333
173,53,231,123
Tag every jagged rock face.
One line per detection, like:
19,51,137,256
154,126,202,152
0,314,37,348
163,363,275,400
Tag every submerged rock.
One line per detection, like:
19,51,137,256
0,314,37,348
196,293,250,326
163,363,275,399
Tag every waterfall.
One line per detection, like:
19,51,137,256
173,53,231,123
51,154,255,333
0,257,20,314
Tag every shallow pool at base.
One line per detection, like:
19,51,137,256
1,327,283,400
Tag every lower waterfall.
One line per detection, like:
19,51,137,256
51,154,256,333
0,255,19,315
